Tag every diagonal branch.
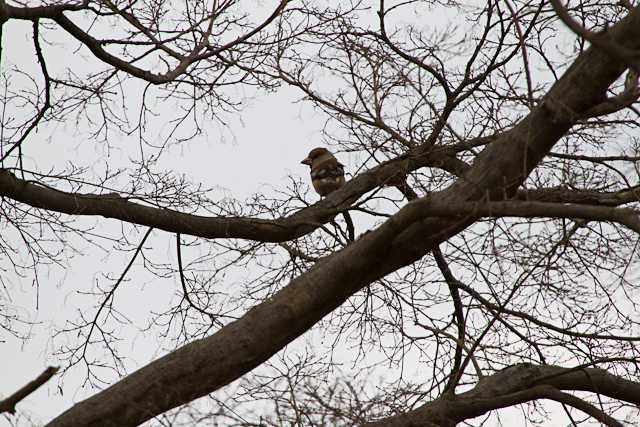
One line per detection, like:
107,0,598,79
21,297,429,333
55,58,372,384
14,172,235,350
365,363,640,426
540,387,624,427
0,367,59,415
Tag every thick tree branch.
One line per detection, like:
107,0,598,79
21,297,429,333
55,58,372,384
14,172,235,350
2,169,639,244
518,184,640,206
407,199,640,234
0,2,88,21
0,148,464,242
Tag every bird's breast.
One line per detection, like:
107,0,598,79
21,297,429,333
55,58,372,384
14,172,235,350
312,176,345,196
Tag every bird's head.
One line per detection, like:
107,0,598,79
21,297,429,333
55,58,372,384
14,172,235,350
301,147,332,166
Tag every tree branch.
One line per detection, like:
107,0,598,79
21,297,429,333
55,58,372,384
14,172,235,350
0,20,52,165
365,363,640,426
433,247,466,395
0,148,465,243
0,367,59,415
540,387,624,427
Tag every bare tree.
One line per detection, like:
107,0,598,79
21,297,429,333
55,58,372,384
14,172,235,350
2,0,640,426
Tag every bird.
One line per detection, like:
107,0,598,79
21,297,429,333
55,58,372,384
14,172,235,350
301,147,354,241
300,147,346,197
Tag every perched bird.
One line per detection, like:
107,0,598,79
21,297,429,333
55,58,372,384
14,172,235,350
301,147,354,241
301,147,346,197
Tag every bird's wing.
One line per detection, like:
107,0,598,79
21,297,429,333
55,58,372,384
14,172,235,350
311,158,344,180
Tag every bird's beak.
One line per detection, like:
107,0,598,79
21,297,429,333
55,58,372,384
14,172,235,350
301,157,312,166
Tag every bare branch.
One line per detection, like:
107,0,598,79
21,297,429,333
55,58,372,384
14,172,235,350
0,367,59,415
366,363,640,426
550,0,640,72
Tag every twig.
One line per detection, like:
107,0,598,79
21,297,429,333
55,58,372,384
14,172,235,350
176,233,217,319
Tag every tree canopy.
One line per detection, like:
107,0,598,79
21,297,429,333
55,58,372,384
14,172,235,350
2,1,640,426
